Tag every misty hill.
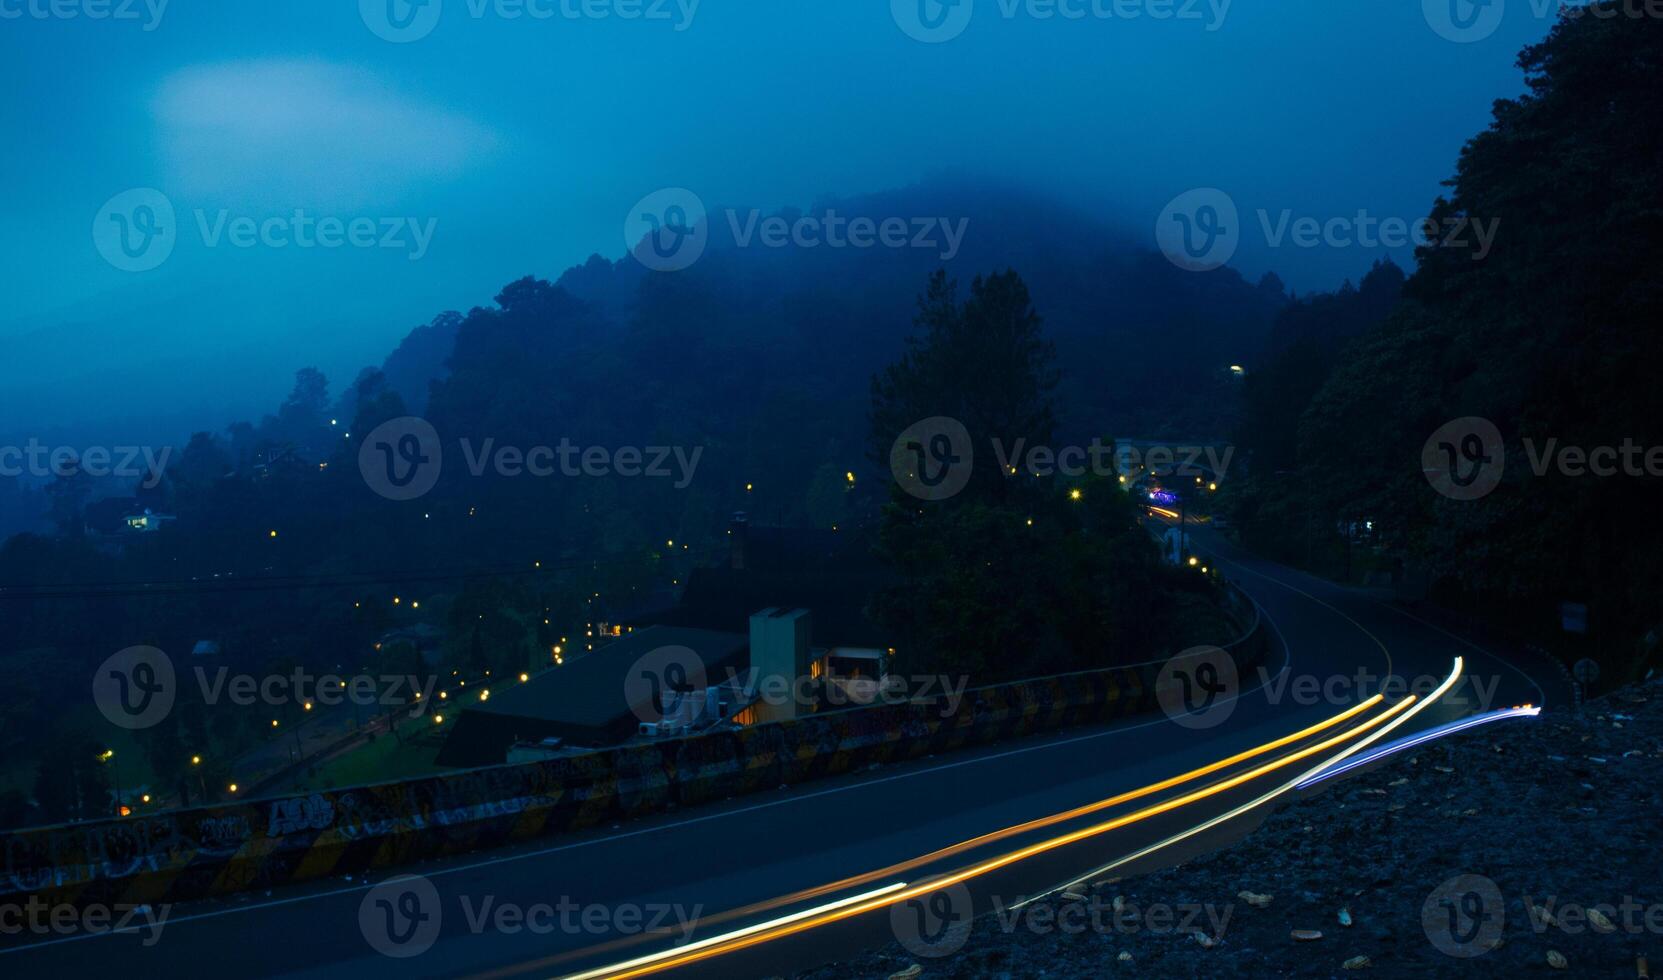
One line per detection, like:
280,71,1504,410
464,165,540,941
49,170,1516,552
387,178,1285,469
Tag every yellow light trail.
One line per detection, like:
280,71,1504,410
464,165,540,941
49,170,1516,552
567,693,1422,979
1018,657,1466,906
486,697,1387,980
555,883,909,980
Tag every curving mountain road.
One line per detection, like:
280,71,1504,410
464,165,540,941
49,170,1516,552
0,523,1565,978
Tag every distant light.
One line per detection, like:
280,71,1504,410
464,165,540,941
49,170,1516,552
411,601,420,609
745,483,754,492
845,471,855,483
141,794,151,804
1208,482,1218,491
268,530,278,538
1188,556,1199,567
1069,489,1083,501
119,805,132,817
191,755,201,766
520,673,529,682
433,714,445,725
271,719,279,728
228,783,239,793
1229,365,1246,376
304,701,313,711
480,689,491,702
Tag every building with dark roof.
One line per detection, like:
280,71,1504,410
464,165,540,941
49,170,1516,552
435,625,747,766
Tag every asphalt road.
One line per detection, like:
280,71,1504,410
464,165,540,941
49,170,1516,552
0,524,1566,978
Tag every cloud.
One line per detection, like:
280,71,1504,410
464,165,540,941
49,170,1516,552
153,60,499,209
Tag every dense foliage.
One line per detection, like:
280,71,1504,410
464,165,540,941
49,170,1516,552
1231,5,1663,681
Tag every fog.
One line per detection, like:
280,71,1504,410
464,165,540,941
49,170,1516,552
2,0,1558,446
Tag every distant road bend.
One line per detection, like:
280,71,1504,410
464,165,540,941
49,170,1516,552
3,528,1565,978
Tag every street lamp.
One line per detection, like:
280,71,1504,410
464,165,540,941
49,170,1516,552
99,749,124,816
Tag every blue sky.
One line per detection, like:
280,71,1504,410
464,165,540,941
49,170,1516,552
0,0,1562,441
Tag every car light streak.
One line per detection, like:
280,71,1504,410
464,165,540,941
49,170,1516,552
566,692,1421,979
1294,704,1540,788
495,697,1386,979
557,884,908,980
484,697,1386,980
1016,658,1467,908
